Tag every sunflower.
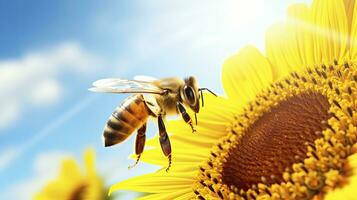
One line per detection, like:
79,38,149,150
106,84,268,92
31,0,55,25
35,149,107,200
110,0,357,199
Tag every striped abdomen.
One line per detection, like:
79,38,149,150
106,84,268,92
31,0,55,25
103,94,149,147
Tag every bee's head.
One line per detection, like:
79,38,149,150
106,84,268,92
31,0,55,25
181,76,200,113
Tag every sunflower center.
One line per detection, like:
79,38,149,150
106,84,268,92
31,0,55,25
222,92,330,191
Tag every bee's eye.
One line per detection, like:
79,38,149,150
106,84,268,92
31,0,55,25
184,86,196,105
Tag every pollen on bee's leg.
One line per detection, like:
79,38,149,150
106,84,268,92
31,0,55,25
128,154,141,169
190,123,196,133
165,154,172,172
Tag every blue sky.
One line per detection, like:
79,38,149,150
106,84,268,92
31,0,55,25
0,0,311,199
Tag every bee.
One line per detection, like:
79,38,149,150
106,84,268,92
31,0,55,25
89,76,216,171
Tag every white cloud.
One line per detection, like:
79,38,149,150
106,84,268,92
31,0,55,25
30,79,62,105
0,102,20,130
0,42,101,130
32,151,70,176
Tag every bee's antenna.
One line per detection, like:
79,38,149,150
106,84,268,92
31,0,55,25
198,88,217,108
194,113,198,125
200,90,204,107
199,88,217,96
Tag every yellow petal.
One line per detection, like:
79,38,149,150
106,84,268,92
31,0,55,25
145,131,220,149
168,120,228,140
324,153,357,200
145,121,227,147
311,0,348,63
109,171,194,194
222,45,273,105
169,134,220,149
132,146,207,167
343,0,356,32
192,95,237,125
287,4,315,66
59,159,82,181
136,188,193,200
266,24,297,79
351,0,357,60
84,148,96,176
266,4,316,79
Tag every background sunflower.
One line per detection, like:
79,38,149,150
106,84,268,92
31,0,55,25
34,149,107,200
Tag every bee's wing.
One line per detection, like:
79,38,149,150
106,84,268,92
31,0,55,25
133,75,157,82
89,78,165,94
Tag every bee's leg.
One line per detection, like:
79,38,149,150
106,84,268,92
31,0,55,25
128,123,147,169
177,102,196,133
158,115,172,172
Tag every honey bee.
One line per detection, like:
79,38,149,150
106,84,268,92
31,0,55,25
89,76,216,171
